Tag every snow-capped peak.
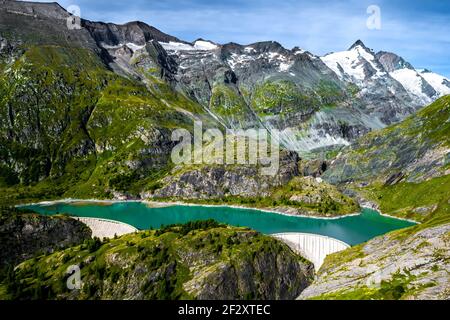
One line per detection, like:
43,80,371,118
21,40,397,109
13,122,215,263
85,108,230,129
376,51,444,103
321,41,449,104
320,40,385,83
348,39,371,52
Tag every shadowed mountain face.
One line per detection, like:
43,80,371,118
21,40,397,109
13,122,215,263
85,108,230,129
0,0,98,49
0,208,92,269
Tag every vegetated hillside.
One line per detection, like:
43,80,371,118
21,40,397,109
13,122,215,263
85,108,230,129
324,95,450,186
0,5,216,203
323,95,450,222
0,0,449,301
0,205,90,299
299,97,450,300
5,220,314,300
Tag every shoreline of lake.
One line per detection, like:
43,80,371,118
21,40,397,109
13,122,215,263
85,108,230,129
19,199,418,246
16,198,419,224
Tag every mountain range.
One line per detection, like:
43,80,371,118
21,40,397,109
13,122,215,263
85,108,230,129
0,0,449,300
2,0,449,156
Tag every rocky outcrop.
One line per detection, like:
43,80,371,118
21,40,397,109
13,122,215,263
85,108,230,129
185,239,313,300
299,159,328,177
8,222,314,300
151,151,300,199
0,0,99,49
299,223,450,300
375,51,414,72
0,208,91,268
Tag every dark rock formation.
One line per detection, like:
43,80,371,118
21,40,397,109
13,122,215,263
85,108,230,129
151,151,300,199
0,208,91,268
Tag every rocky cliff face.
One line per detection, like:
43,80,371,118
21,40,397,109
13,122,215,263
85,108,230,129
162,38,425,152
6,222,314,300
0,208,91,269
151,150,300,199
82,20,183,47
147,150,359,217
299,223,450,300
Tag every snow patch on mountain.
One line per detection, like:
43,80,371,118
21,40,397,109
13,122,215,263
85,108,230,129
279,62,292,72
321,49,366,81
390,68,433,104
420,71,450,97
244,47,257,54
227,53,255,70
126,43,145,52
99,42,146,53
227,50,293,72
292,48,319,61
99,43,122,50
159,40,218,52
193,40,218,50
293,48,306,55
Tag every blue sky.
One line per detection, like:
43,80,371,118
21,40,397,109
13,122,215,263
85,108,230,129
28,0,450,77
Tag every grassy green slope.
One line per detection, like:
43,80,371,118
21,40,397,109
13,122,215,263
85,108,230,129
322,95,450,222
324,95,450,185
0,43,215,204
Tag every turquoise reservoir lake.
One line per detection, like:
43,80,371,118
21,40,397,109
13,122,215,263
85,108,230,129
22,201,416,246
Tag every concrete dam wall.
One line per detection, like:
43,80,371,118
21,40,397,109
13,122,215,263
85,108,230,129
272,233,350,271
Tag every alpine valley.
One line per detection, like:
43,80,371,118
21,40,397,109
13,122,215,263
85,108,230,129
0,0,449,300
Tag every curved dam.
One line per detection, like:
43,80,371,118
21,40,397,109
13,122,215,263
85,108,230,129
272,233,350,271
75,217,138,239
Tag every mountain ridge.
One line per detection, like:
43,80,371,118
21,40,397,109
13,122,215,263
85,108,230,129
1,0,449,200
